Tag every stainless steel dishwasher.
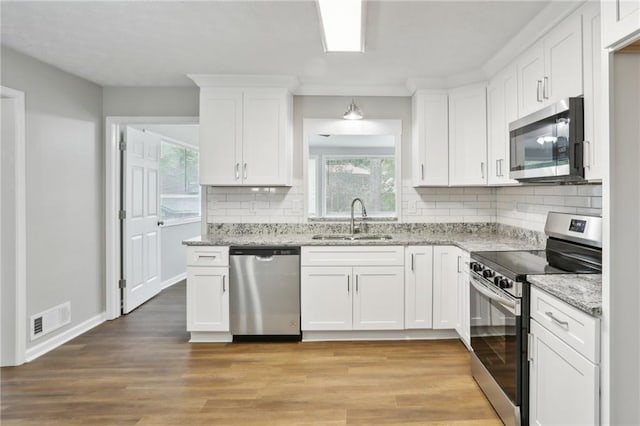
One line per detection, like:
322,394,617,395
229,247,301,339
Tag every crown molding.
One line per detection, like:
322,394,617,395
187,74,299,91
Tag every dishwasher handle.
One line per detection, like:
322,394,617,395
255,255,274,262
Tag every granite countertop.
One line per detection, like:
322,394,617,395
183,231,543,253
527,274,602,317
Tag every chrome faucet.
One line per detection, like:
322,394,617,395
350,198,367,234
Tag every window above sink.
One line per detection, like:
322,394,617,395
303,119,402,221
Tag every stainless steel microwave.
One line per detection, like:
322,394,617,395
509,97,584,182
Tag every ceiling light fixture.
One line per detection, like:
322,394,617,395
343,99,363,120
317,0,364,52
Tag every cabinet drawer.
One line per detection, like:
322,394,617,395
302,246,404,267
530,286,600,363
186,246,229,267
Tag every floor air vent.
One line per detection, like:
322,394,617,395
30,302,71,341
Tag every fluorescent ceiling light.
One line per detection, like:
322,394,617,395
317,0,364,52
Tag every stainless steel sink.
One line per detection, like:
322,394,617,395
311,234,392,241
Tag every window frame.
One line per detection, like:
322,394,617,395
159,137,202,226
302,118,402,221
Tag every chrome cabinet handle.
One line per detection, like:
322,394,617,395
536,80,542,102
222,275,226,293
347,275,350,293
243,163,247,179
496,159,500,177
583,141,591,168
421,163,425,180
235,163,240,180
480,162,485,179
457,256,461,273
528,333,534,362
356,275,359,293
543,76,549,99
545,311,569,328
411,253,414,272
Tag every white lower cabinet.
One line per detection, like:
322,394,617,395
432,246,460,329
301,246,405,332
186,267,229,331
529,320,599,426
529,287,600,425
405,246,434,329
185,246,230,335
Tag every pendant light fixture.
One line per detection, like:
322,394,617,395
343,99,363,120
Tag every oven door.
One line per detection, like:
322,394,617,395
469,274,522,406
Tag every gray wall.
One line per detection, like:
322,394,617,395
103,87,199,117
1,46,104,350
161,221,200,285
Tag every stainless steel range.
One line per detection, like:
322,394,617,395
469,212,602,426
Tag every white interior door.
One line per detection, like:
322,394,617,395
124,126,162,313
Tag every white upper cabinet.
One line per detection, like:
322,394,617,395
448,84,488,186
583,2,604,181
412,91,449,186
487,64,519,185
517,12,583,117
602,0,640,49
198,87,292,186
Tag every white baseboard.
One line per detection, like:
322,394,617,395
25,312,107,362
302,329,460,342
162,272,186,290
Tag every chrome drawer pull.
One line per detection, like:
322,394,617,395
545,311,569,328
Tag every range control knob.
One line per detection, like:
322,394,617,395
482,269,495,279
497,278,513,289
470,262,483,273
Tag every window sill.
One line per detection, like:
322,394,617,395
160,217,202,228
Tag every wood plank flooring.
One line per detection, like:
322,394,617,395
1,282,501,425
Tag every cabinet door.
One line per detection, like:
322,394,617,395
518,43,545,117
301,267,352,331
186,267,229,331
583,3,604,181
448,85,488,186
199,88,243,185
432,246,459,329
455,250,471,349
405,246,433,329
353,266,405,330
412,92,449,186
242,89,290,186
601,0,640,49
543,12,583,103
529,320,599,426
488,66,520,185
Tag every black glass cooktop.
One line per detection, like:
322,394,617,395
471,250,565,280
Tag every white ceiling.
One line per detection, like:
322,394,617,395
1,1,554,92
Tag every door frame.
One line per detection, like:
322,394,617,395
105,116,200,320
1,86,27,366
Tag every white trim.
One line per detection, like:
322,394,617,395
105,116,199,320
25,313,107,362
295,84,411,97
1,86,27,366
161,272,187,290
189,332,233,343
301,329,460,342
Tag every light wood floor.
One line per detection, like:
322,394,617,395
1,282,501,425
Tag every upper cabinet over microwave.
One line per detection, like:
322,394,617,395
517,13,583,117
196,84,294,187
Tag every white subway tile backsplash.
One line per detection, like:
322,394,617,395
205,181,602,229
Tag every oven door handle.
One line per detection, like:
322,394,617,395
470,275,521,316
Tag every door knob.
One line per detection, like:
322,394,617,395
157,221,164,226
